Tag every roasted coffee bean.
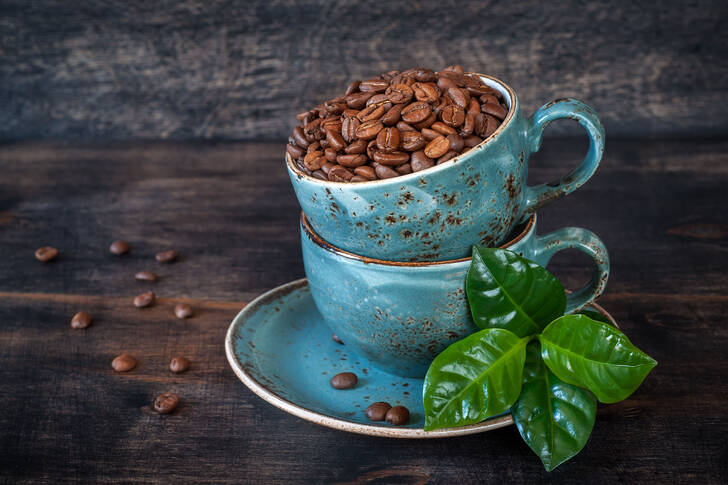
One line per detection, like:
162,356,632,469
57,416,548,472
381,103,404,126
154,392,179,414
400,130,426,151
296,109,316,122
381,70,399,82
467,98,481,114
385,405,410,425
431,121,457,136
110,240,130,255
461,112,475,136
324,148,338,162
341,116,360,142
376,127,400,151
345,91,374,109
401,102,432,124
444,64,464,74
395,163,412,175
322,117,343,133
324,99,346,115
421,128,440,141
112,353,136,372
135,270,159,282
438,150,459,164
365,402,392,421
366,139,378,159
332,333,344,344
345,139,368,154
156,250,178,263
424,136,450,158
350,175,369,182
307,141,321,153
359,79,388,92
413,112,437,130
325,130,346,151
372,150,409,166
134,291,155,308
366,93,391,109
464,135,483,147
448,86,470,108
354,165,376,180
295,159,310,175
320,162,335,174
337,154,368,168
411,150,435,172
473,113,487,137
312,170,328,181
304,150,326,170
437,75,456,92
447,134,465,152
286,143,305,159
344,80,360,96
330,372,358,389
328,165,354,182
413,67,436,82
396,121,415,132
71,311,92,329
292,126,310,149
440,105,465,127
375,164,399,179
356,104,385,123
484,114,499,138
170,356,190,373
174,303,193,319
35,246,58,262
385,83,414,104
412,82,439,103
479,93,500,106
482,102,508,120
355,119,383,140
303,118,323,141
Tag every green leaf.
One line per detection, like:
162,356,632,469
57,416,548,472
423,328,529,430
578,309,611,324
539,315,658,403
466,247,566,338
513,342,597,472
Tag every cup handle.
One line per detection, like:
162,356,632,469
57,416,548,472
532,227,610,314
523,98,604,216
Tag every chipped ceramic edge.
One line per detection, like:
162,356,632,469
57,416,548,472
224,278,617,438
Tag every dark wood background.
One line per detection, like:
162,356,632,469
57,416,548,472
2,0,728,141
0,137,726,483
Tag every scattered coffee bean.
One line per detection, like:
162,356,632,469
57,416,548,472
111,353,136,372
155,250,178,263
174,303,193,319
330,372,358,390
170,356,190,373
153,392,179,414
133,291,155,308
288,66,509,182
109,240,130,255
332,333,344,345
385,405,410,425
365,402,392,421
70,311,92,329
135,270,159,282
35,246,58,262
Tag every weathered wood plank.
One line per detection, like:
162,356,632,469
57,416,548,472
1,1,727,141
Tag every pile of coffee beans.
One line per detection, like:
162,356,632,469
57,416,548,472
287,65,509,182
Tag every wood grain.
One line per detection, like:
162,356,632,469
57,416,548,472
1,1,727,141
0,139,726,483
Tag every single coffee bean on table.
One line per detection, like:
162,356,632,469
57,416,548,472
153,392,179,414
170,356,190,373
109,240,130,255
385,405,410,425
111,353,136,372
135,270,159,282
330,372,358,389
174,303,193,319
365,402,392,421
287,65,509,182
156,250,178,263
35,246,58,262
70,311,92,329
133,291,155,308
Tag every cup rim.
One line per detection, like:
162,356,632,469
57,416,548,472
301,211,536,266
286,72,518,186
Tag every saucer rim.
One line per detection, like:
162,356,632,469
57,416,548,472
225,278,616,439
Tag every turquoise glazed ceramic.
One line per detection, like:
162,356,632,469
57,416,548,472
224,279,616,437
301,213,609,377
287,73,605,262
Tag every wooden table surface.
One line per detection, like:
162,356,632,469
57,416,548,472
0,138,726,484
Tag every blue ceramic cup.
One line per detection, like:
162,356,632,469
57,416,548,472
288,73,604,262
301,213,609,377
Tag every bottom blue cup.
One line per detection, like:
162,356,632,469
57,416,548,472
301,213,609,378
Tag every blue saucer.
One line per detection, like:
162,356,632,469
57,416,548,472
225,278,513,438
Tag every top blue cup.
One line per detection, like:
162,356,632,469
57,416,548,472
287,73,604,261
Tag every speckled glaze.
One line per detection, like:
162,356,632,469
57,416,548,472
287,73,604,262
301,213,609,377
224,278,617,438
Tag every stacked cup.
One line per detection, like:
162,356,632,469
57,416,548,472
287,72,608,378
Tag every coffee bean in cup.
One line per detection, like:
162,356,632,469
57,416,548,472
288,65,509,182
